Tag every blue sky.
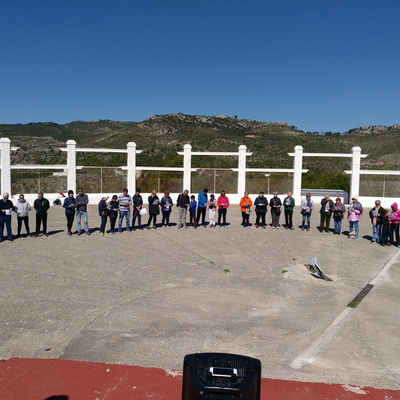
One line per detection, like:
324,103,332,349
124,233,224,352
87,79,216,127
1,0,399,133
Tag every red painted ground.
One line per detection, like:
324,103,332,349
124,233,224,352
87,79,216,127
0,358,399,400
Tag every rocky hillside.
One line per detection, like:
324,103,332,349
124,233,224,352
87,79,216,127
1,114,399,172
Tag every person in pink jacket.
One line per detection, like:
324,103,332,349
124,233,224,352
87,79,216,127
347,195,363,239
217,190,230,228
388,202,400,247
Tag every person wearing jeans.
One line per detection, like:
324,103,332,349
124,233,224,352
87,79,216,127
300,192,313,231
118,188,132,233
76,188,90,235
347,195,362,239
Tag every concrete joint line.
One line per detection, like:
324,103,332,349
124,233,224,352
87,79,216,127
290,250,400,370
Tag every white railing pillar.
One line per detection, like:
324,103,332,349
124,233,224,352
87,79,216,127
127,142,137,194
293,145,303,201
66,140,76,193
238,145,247,195
350,146,362,198
0,138,12,195
183,144,192,193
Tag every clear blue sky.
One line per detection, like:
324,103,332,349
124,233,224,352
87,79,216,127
1,0,399,133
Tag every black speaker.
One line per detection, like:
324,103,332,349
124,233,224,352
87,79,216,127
182,353,261,400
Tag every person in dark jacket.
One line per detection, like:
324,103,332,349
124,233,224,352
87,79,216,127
34,192,50,237
254,192,268,228
319,194,334,233
332,197,345,235
98,195,109,235
147,190,160,229
176,190,190,228
161,191,173,228
369,200,385,243
0,192,14,242
75,188,90,235
269,192,282,228
132,189,143,229
381,210,390,246
108,195,119,234
63,190,76,236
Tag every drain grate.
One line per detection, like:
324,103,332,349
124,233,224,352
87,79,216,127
347,284,374,308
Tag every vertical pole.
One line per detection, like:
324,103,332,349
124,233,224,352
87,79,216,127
292,145,303,201
0,138,12,195
183,144,192,193
66,140,76,193
127,142,136,195
350,146,361,199
238,145,247,196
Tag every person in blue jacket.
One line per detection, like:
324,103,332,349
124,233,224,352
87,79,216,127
63,190,76,236
196,188,208,227
190,195,197,227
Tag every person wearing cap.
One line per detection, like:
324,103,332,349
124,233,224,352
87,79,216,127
132,188,143,230
75,187,90,235
176,189,190,228
347,195,363,239
34,192,50,237
118,188,132,233
15,193,32,237
63,190,76,236
98,195,109,236
0,192,14,242
196,188,208,227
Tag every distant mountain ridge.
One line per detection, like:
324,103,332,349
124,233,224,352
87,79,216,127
1,113,399,172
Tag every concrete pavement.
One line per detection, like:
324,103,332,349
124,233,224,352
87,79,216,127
0,205,399,397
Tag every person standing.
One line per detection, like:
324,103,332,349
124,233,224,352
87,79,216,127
63,190,76,236
388,202,400,247
0,192,14,242
208,194,217,228
332,197,345,235
347,195,363,239
118,188,132,233
254,191,268,228
176,190,190,229
217,190,229,228
269,192,282,228
98,195,109,235
283,191,295,230
369,200,385,243
319,194,334,233
300,192,314,231
161,191,173,228
108,195,119,234
34,192,50,237
196,188,208,227
15,194,32,237
147,190,160,229
132,188,143,230
240,191,253,228
75,188,90,235
190,195,197,227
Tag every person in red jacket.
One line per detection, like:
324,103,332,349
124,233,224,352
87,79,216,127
217,190,230,228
